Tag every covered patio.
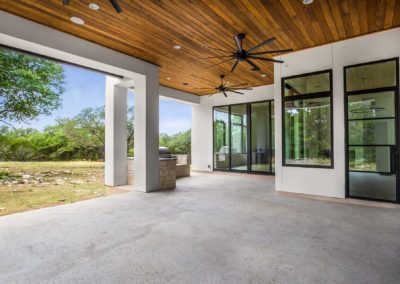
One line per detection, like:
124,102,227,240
1,172,399,283
1,1,400,283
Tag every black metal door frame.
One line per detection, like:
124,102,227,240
212,100,274,175
344,57,400,203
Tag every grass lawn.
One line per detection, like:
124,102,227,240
0,161,123,216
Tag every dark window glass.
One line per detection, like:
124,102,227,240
231,104,248,171
214,106,230,170
283,72,330,97
348,91,395,120
349,146,392,172
213,101,274,174
348,119,395,145
250,102,269,172
284,96,332,166
345,58,398,202
349,172,396,201
346,60,397,92
271,101,275,172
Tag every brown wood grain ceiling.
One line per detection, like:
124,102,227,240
0,0,399,96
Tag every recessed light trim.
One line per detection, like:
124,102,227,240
89,3,100,10
70,16,84,25
303,0,313,4
173,45,181,50
261,74,267,77
166,77,171,80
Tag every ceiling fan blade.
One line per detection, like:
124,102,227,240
223,91,228,97
230,61,239,73
245,59,261,71
63,0,70,5
248,56,284,63
247,37,276,53
234,35,242,52
110,0,122,13
249,48,293,56
208,58,234,68
227,90,244,95
193,88,215,90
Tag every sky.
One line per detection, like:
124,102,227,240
8,64,191,135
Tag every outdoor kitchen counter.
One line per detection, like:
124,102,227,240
126,157,177,190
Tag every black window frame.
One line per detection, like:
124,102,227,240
212,100,275,175
281,69,334,169
344,57,400,204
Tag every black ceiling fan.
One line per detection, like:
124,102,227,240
63,0,122,13
205,33,292,73
194,75,252,97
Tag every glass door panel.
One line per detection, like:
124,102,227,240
348,119,396,145
349,146,393,172
231,104,248,171
271,101,275,173
346,88,397,201
250,102,270,172
214,106,230,170
213,100,274,175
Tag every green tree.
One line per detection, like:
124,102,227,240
160,130,191,154
0,48,65,126
127,106,134,156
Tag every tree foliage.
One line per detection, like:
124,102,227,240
0,106,190,161
0,48,65,125
159,130,191,155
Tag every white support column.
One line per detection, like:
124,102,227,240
105,76,128,186
133,65,160,192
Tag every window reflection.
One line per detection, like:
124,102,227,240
284,97,332,166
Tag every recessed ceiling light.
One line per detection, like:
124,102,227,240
173,45,181,50
261,74,267,77
166,77,171,80
89,3,100,10
303,0,313,4
70,16,84,25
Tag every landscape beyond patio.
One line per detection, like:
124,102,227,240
0,172,399,284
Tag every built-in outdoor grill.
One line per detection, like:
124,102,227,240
127,147,189,190
159,146,173,158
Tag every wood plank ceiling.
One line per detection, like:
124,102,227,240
0,0,399,95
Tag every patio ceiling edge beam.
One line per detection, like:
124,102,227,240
159,86,200,105
0,10,154,79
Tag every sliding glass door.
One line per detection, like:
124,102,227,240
250,101,272,173
213,100,274,174
213,106,230,170
231,104,248,171
345,58,399,203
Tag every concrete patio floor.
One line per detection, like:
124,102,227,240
0,172,399,284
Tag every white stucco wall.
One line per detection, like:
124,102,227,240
274,27,400,198
192,85,274,171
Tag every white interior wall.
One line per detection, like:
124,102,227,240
192,85,274,171
274,27,400,198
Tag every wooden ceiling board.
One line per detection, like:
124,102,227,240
0,0,399,96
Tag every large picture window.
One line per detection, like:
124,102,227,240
282,70,333,167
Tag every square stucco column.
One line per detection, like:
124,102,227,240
133,65,160,192
105,76,128,186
